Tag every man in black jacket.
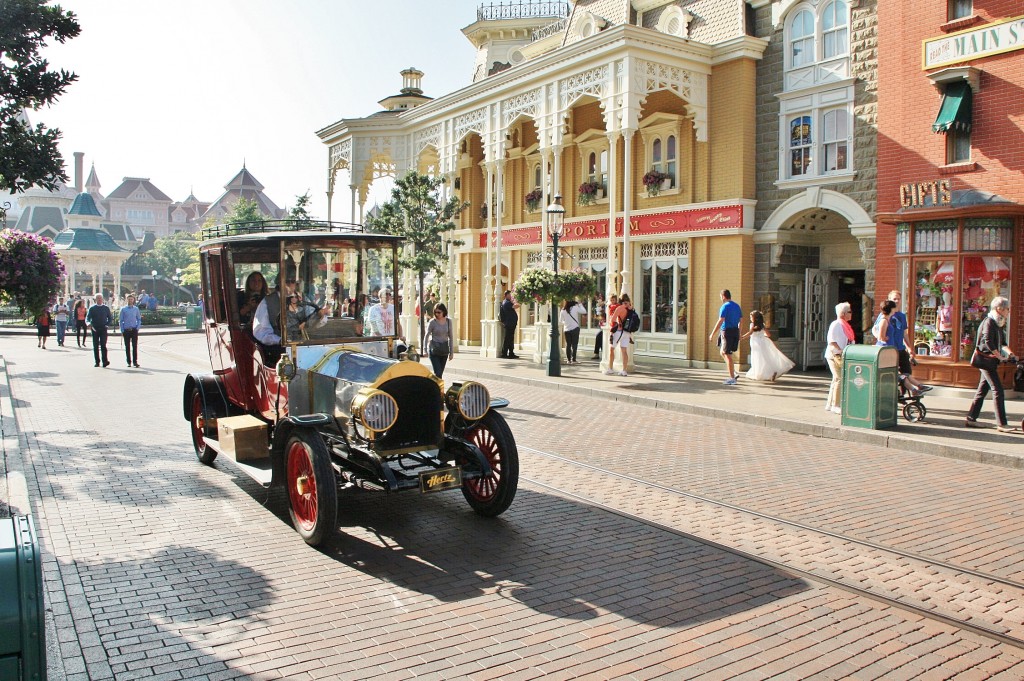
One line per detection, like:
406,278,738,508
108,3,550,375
499,290,519,359
86,294,113,367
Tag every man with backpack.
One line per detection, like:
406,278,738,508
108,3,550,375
604,293,639,377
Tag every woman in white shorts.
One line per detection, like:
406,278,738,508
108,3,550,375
604,294,633,376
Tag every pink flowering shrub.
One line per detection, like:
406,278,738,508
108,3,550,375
0,229,66,314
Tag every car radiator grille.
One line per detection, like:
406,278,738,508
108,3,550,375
375,376,442,451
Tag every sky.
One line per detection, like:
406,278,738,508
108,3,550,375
40,0,486,221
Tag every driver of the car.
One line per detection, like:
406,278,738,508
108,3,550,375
253,273,327,345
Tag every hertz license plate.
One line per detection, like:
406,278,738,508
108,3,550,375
420,467,462,493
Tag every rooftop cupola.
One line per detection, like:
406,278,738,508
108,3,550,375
377,67,433,112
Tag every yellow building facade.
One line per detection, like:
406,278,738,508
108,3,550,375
317,1,766,368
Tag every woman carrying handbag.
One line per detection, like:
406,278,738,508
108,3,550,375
965,296,1019,433
425,303,453,378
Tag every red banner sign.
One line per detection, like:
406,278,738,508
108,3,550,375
478,205,744,248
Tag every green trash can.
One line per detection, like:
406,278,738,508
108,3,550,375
185,305,203,331
0,515,46,680
841,345,899,429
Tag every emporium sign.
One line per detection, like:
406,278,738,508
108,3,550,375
924,15,1024,69
478,205,744,248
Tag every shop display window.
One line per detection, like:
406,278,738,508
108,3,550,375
899,218,1014,364
639,246,688,344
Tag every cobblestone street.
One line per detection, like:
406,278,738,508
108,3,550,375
3,334,1024,679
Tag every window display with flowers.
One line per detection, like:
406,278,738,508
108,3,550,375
642,169,670,196
524,188,542,212
577,181,600,206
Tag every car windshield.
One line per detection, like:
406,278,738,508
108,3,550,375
280,238,399,345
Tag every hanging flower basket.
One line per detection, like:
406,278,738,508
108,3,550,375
558,268,598,300
524,188,542,212
577,181,600,206
512,267,598,305
512,267,558,303
643,170,670,197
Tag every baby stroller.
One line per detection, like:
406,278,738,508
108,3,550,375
898,373,927,422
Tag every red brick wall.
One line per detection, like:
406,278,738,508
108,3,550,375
877,2,1024,348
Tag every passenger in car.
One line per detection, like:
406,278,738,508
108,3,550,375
254,274,327,345
238,272,268,327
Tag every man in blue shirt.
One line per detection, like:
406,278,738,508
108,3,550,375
708,289,742,385
86,294,113,367
119,294,142,368
887,289,928,393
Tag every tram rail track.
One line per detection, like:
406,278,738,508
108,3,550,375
519,445,1024,650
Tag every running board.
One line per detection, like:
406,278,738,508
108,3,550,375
202,437,273,487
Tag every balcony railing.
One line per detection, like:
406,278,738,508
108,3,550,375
477,1,569,22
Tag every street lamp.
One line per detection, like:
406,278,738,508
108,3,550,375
546,194,565,377
151,270,158,302
173,268,182,306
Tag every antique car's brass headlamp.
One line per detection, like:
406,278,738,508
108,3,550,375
445,381,490,421
350,388,399,433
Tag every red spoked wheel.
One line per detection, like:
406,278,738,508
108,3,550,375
460,410,519,517
285,429,337,546
190,389,217,465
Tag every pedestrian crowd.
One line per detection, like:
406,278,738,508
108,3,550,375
27,284,181,369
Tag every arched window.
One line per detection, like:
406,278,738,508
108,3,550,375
789,9,815,68
666,136,677,181
652,138,663,173
822,1,848,59
588,152,597,182
533,163,542,191
599,150,608,187
789,115,812,177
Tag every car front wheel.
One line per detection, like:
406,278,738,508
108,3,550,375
459,410,519,517
285,429,338,546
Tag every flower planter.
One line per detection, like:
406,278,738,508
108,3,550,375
660,178,672,191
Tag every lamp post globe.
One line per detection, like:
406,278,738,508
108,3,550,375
545,195,565,377
151,270,158,301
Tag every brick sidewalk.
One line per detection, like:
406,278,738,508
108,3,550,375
4,338,1024,679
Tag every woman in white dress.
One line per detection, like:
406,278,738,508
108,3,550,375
743,311,795,382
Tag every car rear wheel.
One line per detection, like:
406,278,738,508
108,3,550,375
285,429,338,546
460,410,518,517
190,389,217,465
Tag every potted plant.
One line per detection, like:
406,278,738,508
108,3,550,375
643,169,670,196
524,188,542,212
577,181,600,206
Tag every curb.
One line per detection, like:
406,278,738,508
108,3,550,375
0,356,30,516
449,364,1024,471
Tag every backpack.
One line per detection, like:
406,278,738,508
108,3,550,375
621,308,641,333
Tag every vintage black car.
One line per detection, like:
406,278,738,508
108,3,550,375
183,222,518,545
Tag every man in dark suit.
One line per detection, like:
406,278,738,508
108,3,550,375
86,294,113,367
499,290,520,359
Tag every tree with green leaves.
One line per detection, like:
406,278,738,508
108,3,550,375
0,0,81,193
136,231,200,300
287,192,315,225
365,172,466,349
224,196,266,232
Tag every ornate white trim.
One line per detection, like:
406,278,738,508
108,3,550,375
454,108,487,143
502,89,541,127
559,66,609,110
413,124,442,155
329,139,351,169
635,59,708,142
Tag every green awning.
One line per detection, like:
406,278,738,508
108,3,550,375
932,81,972,134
